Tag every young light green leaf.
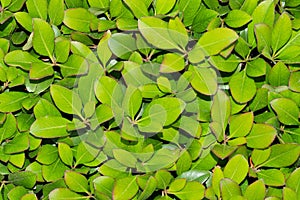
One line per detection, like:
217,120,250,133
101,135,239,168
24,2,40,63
122,85,142,119
197,28,239,56
246,124,277,149
155,0,175,15
272,12,292,54
48,0,64,26
260,144,300,168
254,23,272,54
245,180,266,200
229,112,253,138
30,116,69,138
189,66,218,96
168,17,189,49
8,171,36,189
268,62,290,87
26,0,47,20
257,169,285,186
14,12,33,32
97,31,112,67
224,154,248,184
270,98,299,125
29,62,53,80
286,168,300,199
123,0,148,18
49,188,86,200
58,54,89,77
4,50,42,70
58,143,73,167
32,19,55,59
225,9,252,28
108,33,136,59
64,170,89,193
229,71,256,103
220,178,242,199
63,8,97,32
138,97,185,133
0,92,28,112
160,53,185,73
289,71,300,92
113,176,139,200
50,85,83,118
113,149,137,168
171,181,205,200
138,17,182,51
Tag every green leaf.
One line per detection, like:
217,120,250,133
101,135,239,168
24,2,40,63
197,28,239,56
244,180,266,200
0,114,17,143
4,50,42,70
7,186,28,200
64,170,89,193
229,112,253,138
33,98,61,118
225,10,252,28
138,17,182,51
14,12,32,32
289,71,300,92
168,17,189,49
32,18,55,59
189,66,217,95
220,178,242,200
224,154,248,184
167,179,187,192
211,90,231,137
272,12,292,54
254,23,272,54
48,0,64,26
229,71,256,103
97,31,112,67
155,0,175,15
260,144,300,168
26,0,47,20
108,33,136,59
137,176,157,200
63,8,97,32
286,168,300,199
122,85,142,119
210,54,240,73
50,85,83,118
88,0,110,9
8,171,36,189
113,149,137,168
246,124,277,149
178,0,201,26
113,176,139,200
49,188,86,200
30,116,69,138
93,176,114,197
29,62,53,80
178,170,211,184
123,0,148,18
212,144,237,159
270,98,299,125
36,144,58,165
75,142,99,166
257,169,285,186
138,97,185,133
4,133,29,154
268,62,290,87
0,92,28,112
58,143,73,166
251,148,271,167
160,53,185,73
58,54,89,77
171,181,205,200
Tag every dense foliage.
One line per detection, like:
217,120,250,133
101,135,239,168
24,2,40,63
0,0,299,199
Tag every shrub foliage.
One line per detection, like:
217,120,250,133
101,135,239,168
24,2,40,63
0,0,299,199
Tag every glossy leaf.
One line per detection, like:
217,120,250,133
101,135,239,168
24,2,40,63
270,98,299,125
